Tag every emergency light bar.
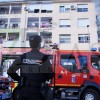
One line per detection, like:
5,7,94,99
91,48,97,51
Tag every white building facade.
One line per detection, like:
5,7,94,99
0,0,98,50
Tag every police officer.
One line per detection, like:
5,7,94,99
7,35,54,100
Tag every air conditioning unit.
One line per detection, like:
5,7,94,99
71,5,76,10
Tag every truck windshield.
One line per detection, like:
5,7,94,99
60,54,77,71
91,55,100,70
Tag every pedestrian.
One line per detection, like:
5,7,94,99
7,35,54,100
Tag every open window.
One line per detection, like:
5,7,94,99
41,4,52,13
40,32,52,44
41,17,52,28
27,4,40,13
0,33,6,44
11,5,22,14
9,18,20,29
7,33,19,41
0,19,8,29
26,32,38,41
0,6,9,14
27,17,39,28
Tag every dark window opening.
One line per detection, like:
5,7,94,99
91,55,100,70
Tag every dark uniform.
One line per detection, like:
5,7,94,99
7,35,54,100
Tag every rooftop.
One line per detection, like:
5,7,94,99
0,0,92,3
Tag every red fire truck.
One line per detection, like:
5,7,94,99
0,47,100,100
51,50,100,100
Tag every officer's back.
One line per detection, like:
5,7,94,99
7,35,53,100
20,48,52,86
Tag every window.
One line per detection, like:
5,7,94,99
77,4,88,12
41,17,52,28
9,18,20,29
0,33,6,44
0,19,8,29
40,32,52,43
0,6,9,14
11,5,22,14
60,4,70,13
98,33,100,42
59,19,71,27
26,32,38,41
78,18,89,27
27,17,39,28
78,56,88,69
27,4,40,13
78,34,90,43
91,55,100,70
59,34,71,43
96,16,100,26
41,4,52,13
7,33,19,41
60,54,77,71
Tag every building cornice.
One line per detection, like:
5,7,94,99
0,0,92,4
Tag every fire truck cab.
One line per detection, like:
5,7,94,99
52,50,100,100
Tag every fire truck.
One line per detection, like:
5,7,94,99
0,47,100,100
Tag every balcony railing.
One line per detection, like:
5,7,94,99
9,24,20,29
41,23,52,28
11,10,21,14
0,24,8,29
27,23,39,28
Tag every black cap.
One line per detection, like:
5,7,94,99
29,35,41,49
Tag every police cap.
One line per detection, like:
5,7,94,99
29,35,41,48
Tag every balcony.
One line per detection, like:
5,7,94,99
11,5,22,14
27,23,39,28
0,24,7,29
40,32,52,47
0,33,6,44
41,17,52,28
9,23,20,29
9,18,20,29
0,6,9,14
0,19,8,29
41,23,52,28
27,17,39,28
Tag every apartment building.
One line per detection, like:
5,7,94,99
0,0,98,50
95,0,100,51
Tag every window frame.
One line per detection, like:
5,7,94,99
78,18,89,27
77,4,88,12
78,34,90,43
59,34,71,43
59,4,71,13
59,19,71,28
7,32,19,41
